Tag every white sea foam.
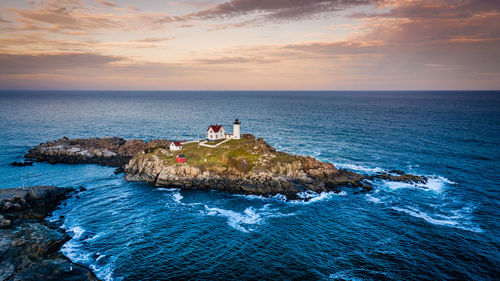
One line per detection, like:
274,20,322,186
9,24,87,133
234,193,288,201
69,226,85,239
382,175,453,193
62,226,119,281
204,205,262,232
85,232,103,242
61,239,92,264
172,192,183,203
365,194,382,204
237,191,346,204
96,253,106,262
291,190,347,204
156,187,179,192
329,271,364,281
391,206,483,233
203,204,294,233
90,260,121,281
335,163,385,174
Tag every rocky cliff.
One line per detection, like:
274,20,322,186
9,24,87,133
124,134,425,199
25,137,170,167
22,135,426,200
0,186,99,281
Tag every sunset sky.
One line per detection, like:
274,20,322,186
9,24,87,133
0,0,499,90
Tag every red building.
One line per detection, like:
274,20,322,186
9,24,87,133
176,154,186,163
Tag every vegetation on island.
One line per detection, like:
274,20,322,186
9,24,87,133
143,134,296,174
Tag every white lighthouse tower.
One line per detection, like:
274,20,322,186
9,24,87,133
233,119,241,139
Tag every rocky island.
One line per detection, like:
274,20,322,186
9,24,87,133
25,135,426,200
25,136,170,168
0,186,98,281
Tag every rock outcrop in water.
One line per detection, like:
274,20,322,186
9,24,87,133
0,186,99,281
124,134,426,199
25,136,170,167
23,135,426,200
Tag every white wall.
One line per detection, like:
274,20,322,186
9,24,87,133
233,124,240,139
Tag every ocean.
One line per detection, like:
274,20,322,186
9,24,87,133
0,91,498,280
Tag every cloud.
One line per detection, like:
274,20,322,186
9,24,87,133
6,0,179,34
95,0,118,8
132,37,173,43
187,0,379,21
193,56,280,65
0,53,122,75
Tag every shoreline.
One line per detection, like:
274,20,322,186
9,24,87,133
24,136,427,200
0,186,99,281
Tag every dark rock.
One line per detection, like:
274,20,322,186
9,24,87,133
79,186,87,192
0,186,99,281
10,161,33,167
388,169,405,175
369,173,427,184
0,214,11,228
114,167,124,174
25,136,171,168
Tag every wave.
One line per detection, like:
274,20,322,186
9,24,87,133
172,191,183,204
291,190,347,204
68,226,85,239
61,225,120,281
204,205,262,233
90,257,122,281
391,206,483,233
334,163,385,174
235,191,346,204
202,204,294,233
382,175,454,193
365,194,382,204
234,193,288,202
61,239,92,264
155,187,179,192
328,270,364,281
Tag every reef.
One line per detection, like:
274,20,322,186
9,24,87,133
0,186,99,281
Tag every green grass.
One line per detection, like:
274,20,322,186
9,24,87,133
144,134,297,172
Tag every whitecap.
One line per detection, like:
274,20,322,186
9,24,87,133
382,175,454,193
85,232,103,242
334,163,386,174
202,204,294,233
96,253,106,262
155,187,179,192
172,192,183,203
68,226,85,239
329,270,364,281
233,193,288,202
61,239,92,264
90,260,121,281
204,205,262,232
391,206,483,233
291,191,346,204
365,194,382,204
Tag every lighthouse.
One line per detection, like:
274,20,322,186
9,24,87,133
233,119,241,139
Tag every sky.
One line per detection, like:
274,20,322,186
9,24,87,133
0,0,499,90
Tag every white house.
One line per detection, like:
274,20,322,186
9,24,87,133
170,141,182,151
206,125,226,141
207,119,241,141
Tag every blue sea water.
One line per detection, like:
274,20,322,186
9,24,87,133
0,91,499,280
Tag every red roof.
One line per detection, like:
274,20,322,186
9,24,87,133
207,125,223,133
172,141,182,147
